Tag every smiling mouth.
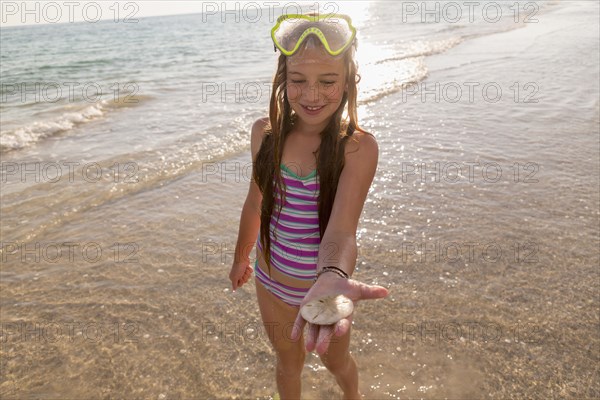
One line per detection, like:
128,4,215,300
302,105,325,111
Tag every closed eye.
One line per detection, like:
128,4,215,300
289,80,336,85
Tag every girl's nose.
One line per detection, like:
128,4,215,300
303,83,320,103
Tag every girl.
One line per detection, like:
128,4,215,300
229,13,389,400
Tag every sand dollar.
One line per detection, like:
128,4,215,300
300,294,354,325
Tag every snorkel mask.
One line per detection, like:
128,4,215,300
271,13,357,58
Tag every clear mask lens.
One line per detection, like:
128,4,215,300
272,14,356,56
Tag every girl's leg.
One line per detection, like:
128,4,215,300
255,276,306,399
318,325,362,399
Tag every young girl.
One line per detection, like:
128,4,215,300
229,13,389,399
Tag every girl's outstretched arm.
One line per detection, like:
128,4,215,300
319,131,379,279
291,132,390,354
229,118,267,291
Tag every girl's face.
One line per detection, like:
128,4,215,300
286,47,348,129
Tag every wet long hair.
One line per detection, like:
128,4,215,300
253,34,373,280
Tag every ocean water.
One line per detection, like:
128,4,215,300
1,1,598,399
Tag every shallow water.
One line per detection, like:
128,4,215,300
1,1,599,399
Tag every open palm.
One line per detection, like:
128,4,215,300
290,273,390,354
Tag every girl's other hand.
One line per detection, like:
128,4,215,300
229,261,253,291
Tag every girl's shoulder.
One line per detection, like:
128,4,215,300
345,129,378,158
250,117,270,160
251,117,269,136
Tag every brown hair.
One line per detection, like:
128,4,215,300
253,34,373,280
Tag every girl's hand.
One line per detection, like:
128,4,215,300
229,260,253,291
290,273,389,355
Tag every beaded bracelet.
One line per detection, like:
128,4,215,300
313,266,349,283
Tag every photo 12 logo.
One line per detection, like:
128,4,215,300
401,81,540,104
1,242,139,264
201,320,340,345
399,320,560,345
400,161,540,184
199,80,343,104
200,1,341,23
400,1,540,24
1,161,139,184
1,82,139,105
1,1,140,24
1,321,140,344
398,240,539,265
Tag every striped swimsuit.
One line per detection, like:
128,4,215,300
254,163,320,307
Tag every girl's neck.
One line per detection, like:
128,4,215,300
293,118,329,138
